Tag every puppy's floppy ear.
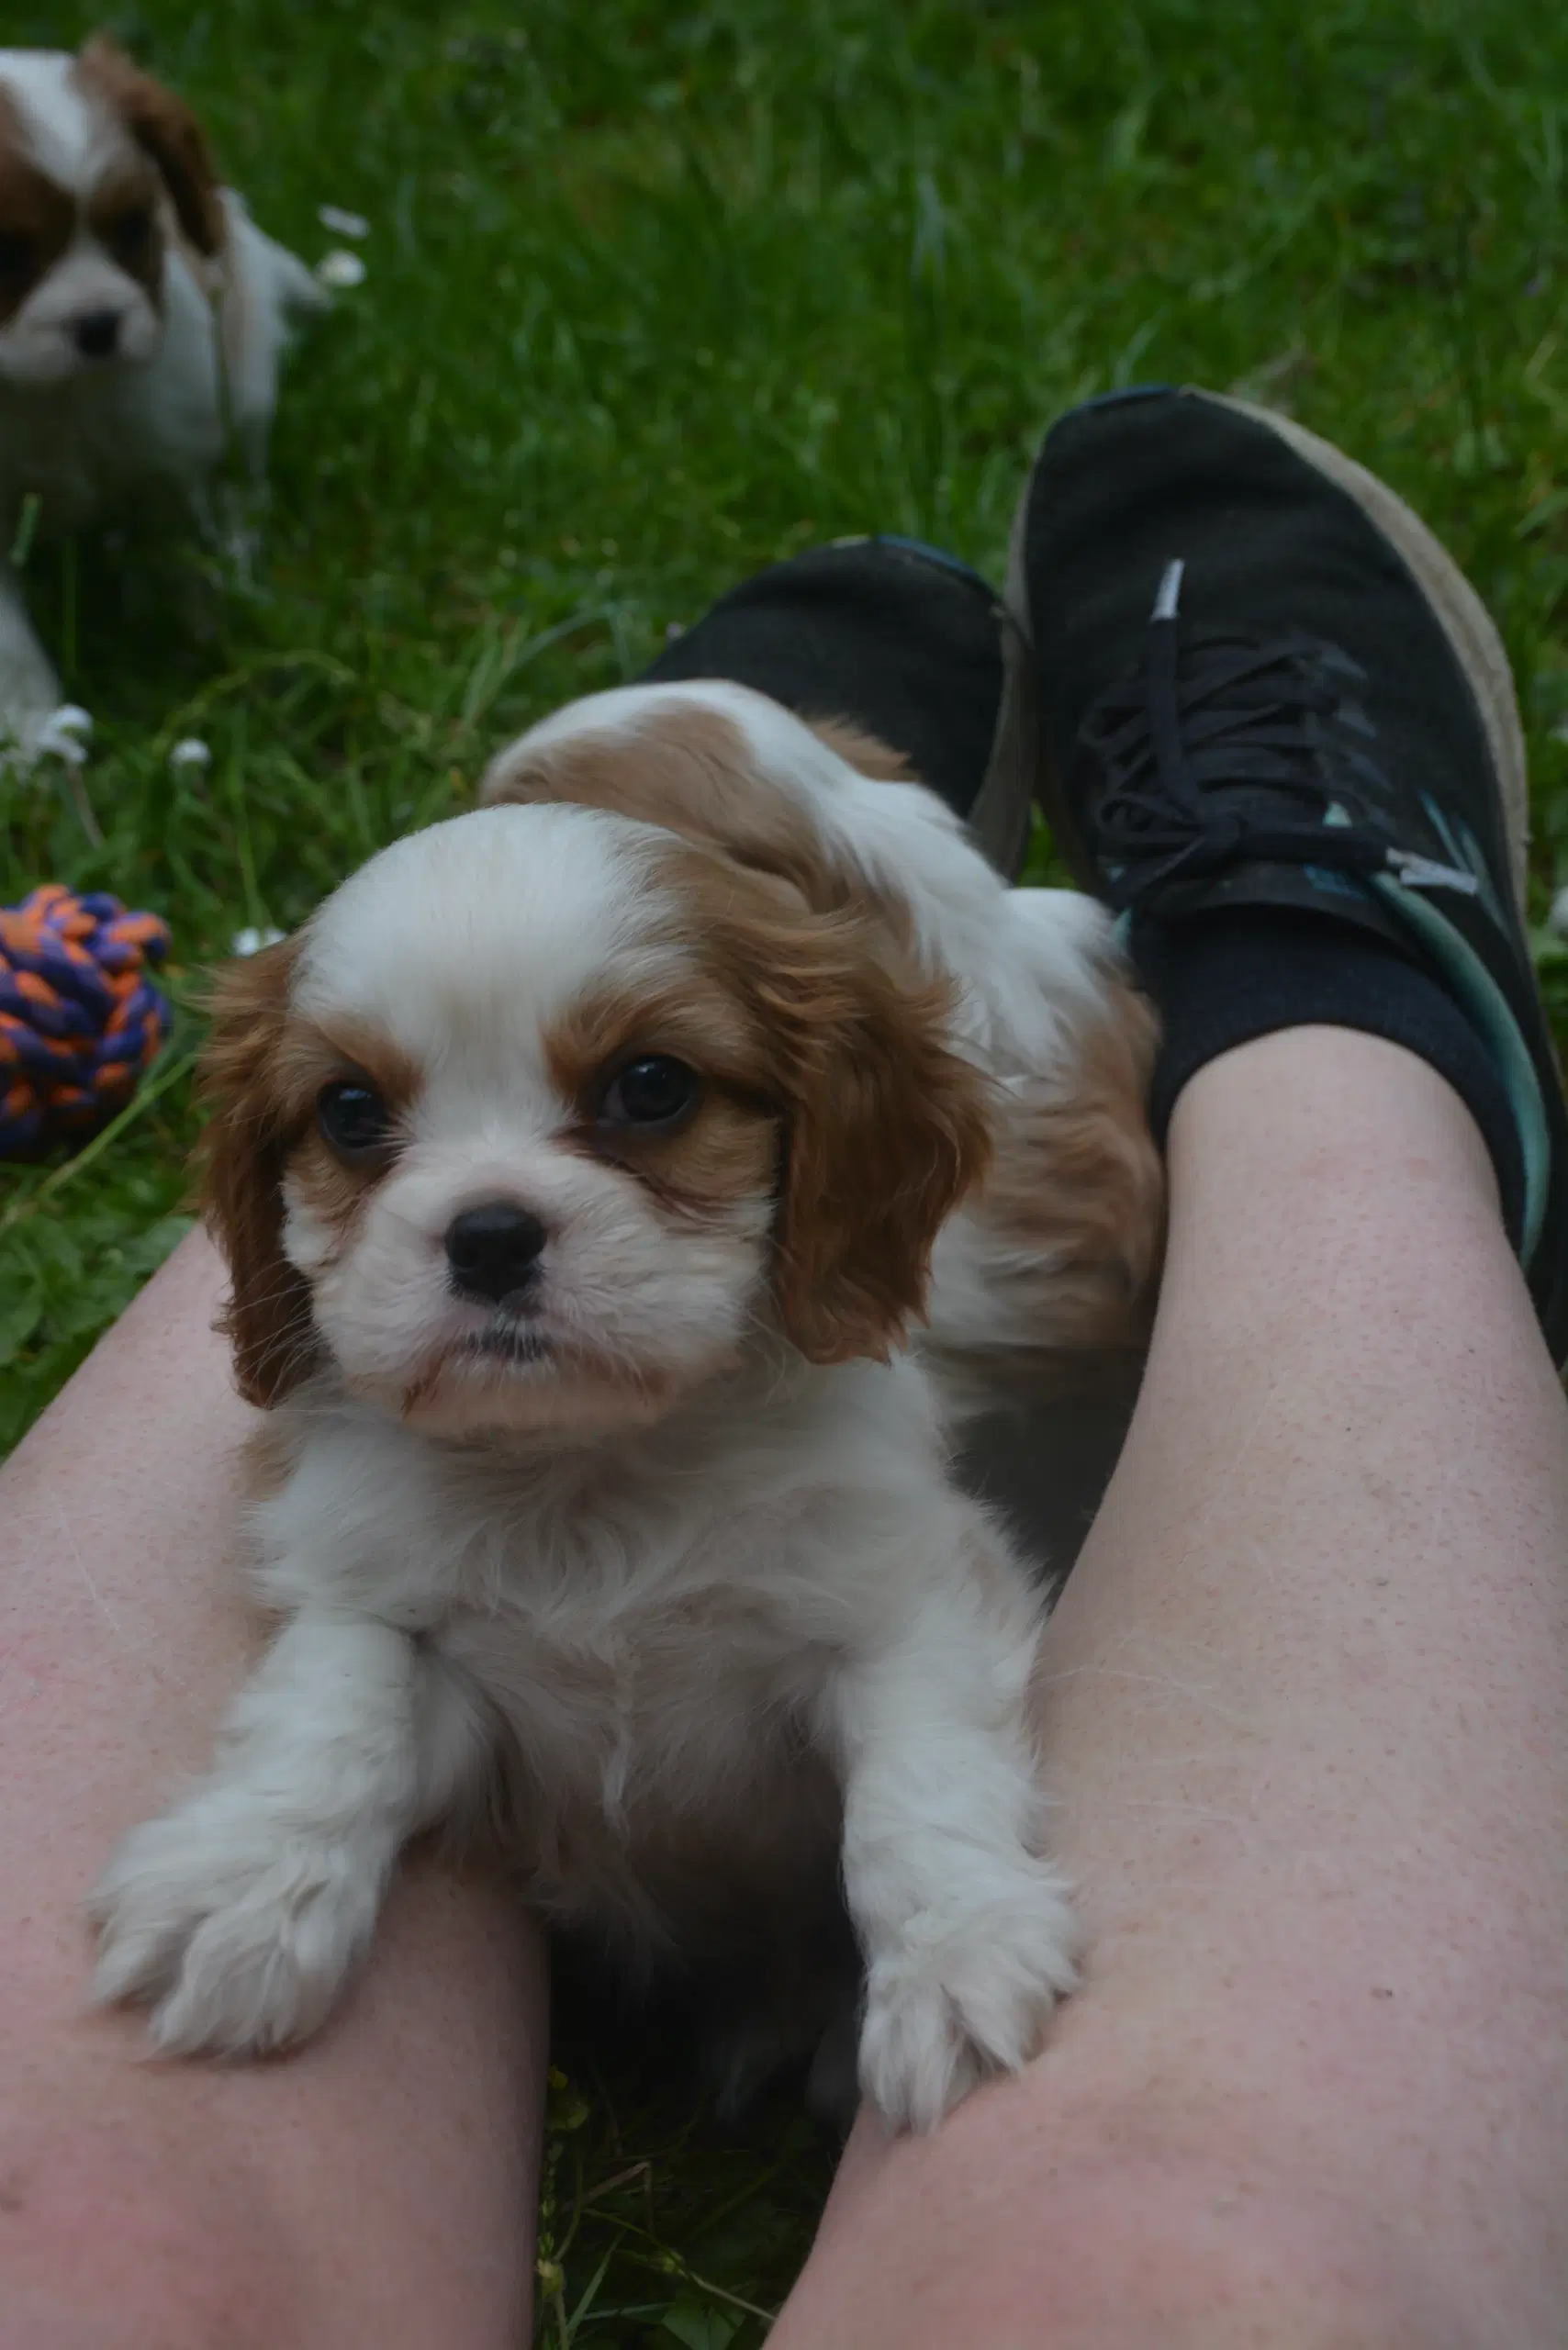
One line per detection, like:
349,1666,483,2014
197,936,320,1407
76,36,226,256
745,907,993,1364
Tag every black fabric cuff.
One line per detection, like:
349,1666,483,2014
1131,908,1526,1246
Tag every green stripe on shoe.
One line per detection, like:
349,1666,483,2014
1371,873,1551,1268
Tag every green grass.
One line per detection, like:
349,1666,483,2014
6,0,1568,2334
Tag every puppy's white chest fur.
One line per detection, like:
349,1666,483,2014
442,1569,844,1962
252,1351,933,1929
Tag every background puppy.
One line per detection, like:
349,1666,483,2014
91,798,1086,2132
0,38,322,754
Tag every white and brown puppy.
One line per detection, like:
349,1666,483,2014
90,789,1114,2132
0,39,322,753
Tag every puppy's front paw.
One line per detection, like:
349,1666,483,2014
90,1792,383,2057
858,1867,1081,2132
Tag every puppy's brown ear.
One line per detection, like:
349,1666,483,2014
197,937,320,1406
77,36,226,256
761,914,993,1364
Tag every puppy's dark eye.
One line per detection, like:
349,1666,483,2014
598,1055,699,1129
317,1080,393,1159
110,207,154,261
0,232,34,282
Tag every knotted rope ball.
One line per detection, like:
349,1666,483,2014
0,885,172,1157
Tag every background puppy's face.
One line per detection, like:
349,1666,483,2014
0,41,222,389
203,803,989,1438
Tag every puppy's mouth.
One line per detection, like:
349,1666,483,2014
399,1318,551,1416
395,1308,678,1435
464,1323,550,1367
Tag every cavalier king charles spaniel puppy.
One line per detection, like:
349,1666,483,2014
91,687,1162,2132
0,38,322,754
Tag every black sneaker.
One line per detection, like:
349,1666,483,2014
641,535,1036,875
1009,384,1568,1362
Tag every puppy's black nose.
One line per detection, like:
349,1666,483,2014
74,309,121,358
445,1202,548,1304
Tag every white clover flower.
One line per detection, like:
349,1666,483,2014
231,924,286,957
318,205,369,240
168,736,212,773
315,250,367,291
36,703,92,764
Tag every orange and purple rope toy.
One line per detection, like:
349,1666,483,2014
0,885,172,1158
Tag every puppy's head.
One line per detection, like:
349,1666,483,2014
0,40,222,390
484,680,1169,1344
201,803,991,1437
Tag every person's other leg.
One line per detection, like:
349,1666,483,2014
772,1023,1568,2347
0,1228,545,2349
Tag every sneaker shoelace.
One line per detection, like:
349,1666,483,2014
1075,559,1477,911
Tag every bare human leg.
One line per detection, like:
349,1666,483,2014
772,1026,1568,2349
0,1228,545,2349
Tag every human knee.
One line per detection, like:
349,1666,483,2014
0,2126,298,2350
999,2149,1466,2350
799,2122,1469,2349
